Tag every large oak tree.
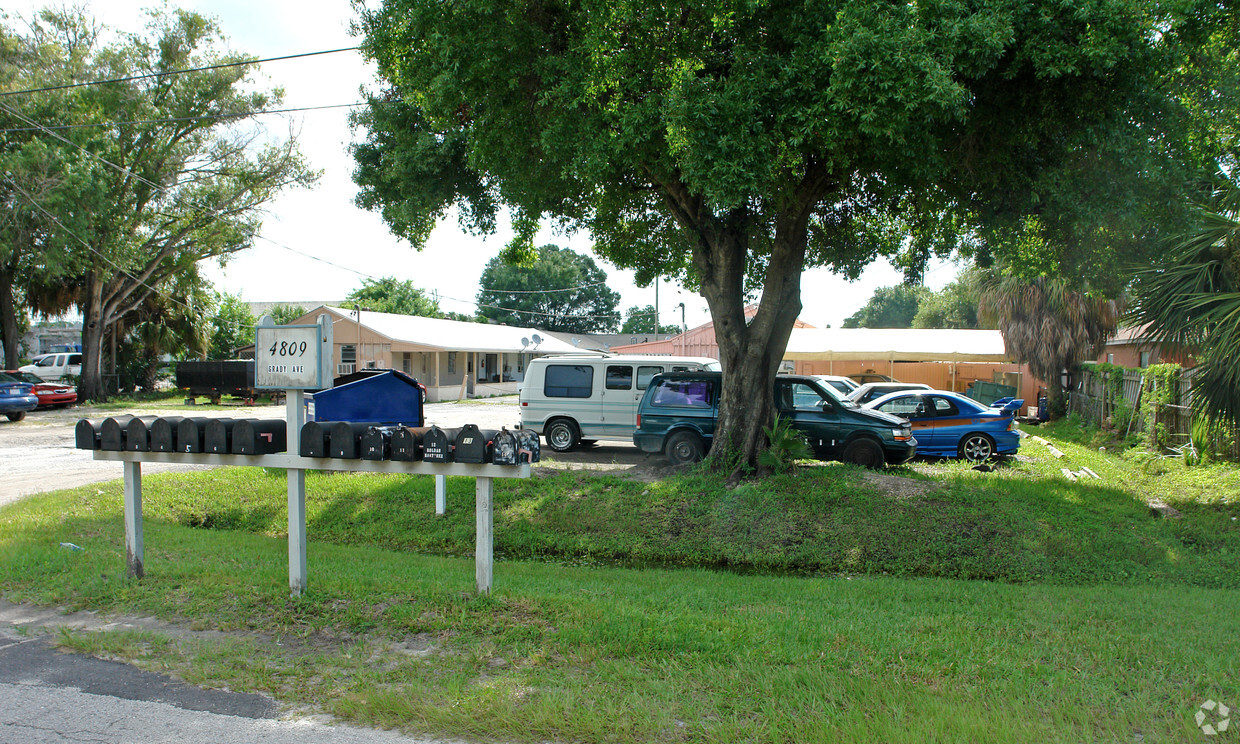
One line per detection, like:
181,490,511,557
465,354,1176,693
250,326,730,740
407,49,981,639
353,0,1216,465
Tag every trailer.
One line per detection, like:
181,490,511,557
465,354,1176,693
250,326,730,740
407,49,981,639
175,360,282,405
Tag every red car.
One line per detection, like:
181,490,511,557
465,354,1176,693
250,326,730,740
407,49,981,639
3,370,79,408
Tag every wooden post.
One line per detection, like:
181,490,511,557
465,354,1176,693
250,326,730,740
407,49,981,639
122,460,144,578
475,476,494,595
286,389,307,596
435,474,446,515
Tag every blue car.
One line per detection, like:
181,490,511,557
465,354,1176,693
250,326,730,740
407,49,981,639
0,374,39,422
863,390,1020,462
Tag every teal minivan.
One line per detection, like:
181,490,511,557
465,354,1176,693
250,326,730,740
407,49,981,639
634,372,916,467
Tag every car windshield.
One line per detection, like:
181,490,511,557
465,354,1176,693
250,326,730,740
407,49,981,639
812,380,857,408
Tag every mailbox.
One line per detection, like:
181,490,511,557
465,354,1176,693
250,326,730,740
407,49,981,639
123,416,159,452
149,417,186,452
491,428,518,465
233,419,287,455
514,428,541,463
299,421,330,457
390,426,431,462
204,418,237,454
75,419,105,450
422,426,457,463
453,424,497,464
176,417,214,453
360,426,394,461
100,416,137,451
329,421,379,459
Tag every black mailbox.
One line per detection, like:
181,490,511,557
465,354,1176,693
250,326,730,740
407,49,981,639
149,417,185,452
514,428,541,463
422,426,457,463
360,426,395,461
100,416,137,451
299,421,330,457
491,428,518,465
453,424,497,464
204,418,237,454
390,426,431,461
176,417,214,453
233,419,286,455
75,419,105,450
123,416,159,452
330,421,378,459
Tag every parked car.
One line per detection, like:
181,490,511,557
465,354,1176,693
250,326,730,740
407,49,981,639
813,374,860,395
634,371,915,467
3,371,78,408
848,373,897,385
520,354,720,452
863,389,1020,462
18,352,82,381
846,381,933,405
0,373,39,421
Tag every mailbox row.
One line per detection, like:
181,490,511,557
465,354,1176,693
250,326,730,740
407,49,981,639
76,415,287,454
75,416,541,466
299,422,540,465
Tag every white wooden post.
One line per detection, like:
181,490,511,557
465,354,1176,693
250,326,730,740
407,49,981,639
435,474,446,516
122,460,144,578
475,476,493,595
286,389,307,596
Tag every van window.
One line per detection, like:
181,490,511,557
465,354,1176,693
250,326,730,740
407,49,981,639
636,365,663,389
545,364,594,398
36,356,57,367
651,379,713,407
605,365,633,390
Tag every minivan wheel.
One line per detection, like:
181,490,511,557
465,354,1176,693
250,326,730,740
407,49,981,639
958,433,995,462
545,419,580,452
665,431,706,465
841,438,884,469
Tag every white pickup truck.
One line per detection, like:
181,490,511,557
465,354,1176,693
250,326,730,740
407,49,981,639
19,352,82,381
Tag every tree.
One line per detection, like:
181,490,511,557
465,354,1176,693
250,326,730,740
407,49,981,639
353,0,1218,466
1,8,315,399
1129,171,1240,426
841,285,925,329
621,305,680,335
346,276,442,317
475,245,620,333
978,272,1121,418
913,269,987,330
206,292,255,360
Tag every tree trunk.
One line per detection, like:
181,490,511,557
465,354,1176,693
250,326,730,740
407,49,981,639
0,271,19,369
78,275,107,402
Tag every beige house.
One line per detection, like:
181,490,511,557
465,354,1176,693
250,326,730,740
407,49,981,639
289,306,583,401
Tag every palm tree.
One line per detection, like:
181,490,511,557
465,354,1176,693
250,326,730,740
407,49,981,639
978,273,1122,418
1129,171,1240,425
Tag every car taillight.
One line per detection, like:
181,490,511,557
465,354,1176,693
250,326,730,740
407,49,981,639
636,414,641,428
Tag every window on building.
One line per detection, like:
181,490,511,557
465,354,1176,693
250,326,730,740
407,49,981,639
448,352,457,374
1107,353,1114,364
1139,351,1151,368
340,345,356,364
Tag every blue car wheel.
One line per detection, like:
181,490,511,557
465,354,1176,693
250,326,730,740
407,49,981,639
958,433,995,462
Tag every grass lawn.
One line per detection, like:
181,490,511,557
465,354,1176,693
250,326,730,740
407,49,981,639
2,422,1238,743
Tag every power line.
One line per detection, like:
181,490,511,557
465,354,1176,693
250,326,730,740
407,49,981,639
0,47,360,98
0,101,366,134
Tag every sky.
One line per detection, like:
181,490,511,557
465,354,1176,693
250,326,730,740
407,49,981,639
8,0,961,331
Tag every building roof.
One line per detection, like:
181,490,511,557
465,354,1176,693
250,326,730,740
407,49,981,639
307,306,584,355
783,328,1010,362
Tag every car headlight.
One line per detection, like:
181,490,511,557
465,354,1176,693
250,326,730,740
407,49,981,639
893,428,912,442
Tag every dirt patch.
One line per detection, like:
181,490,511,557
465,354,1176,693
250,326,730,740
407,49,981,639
857,471,946,500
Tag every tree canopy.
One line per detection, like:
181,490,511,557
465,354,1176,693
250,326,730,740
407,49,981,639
621,305,680,335
353,0,1226,465
1,8,315,398
346,276,443,318
841,285,925,329
475,245,620,333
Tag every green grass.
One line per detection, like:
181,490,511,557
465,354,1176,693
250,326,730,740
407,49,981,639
83,389,281,412
2,427,1239,743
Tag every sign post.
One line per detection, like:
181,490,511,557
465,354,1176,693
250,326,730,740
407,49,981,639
255,314,333,596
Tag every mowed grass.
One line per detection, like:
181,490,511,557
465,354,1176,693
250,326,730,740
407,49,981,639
2,426,1239,743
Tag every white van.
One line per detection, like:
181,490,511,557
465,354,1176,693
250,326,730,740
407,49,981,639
519,354,720,451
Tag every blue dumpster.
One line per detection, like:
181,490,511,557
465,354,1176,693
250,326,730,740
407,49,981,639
307,370,425,426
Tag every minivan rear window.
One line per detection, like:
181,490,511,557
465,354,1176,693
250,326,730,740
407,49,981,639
545,364,594,398
651,380,713,408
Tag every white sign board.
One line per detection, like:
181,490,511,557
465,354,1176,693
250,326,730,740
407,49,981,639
255,315,333,389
